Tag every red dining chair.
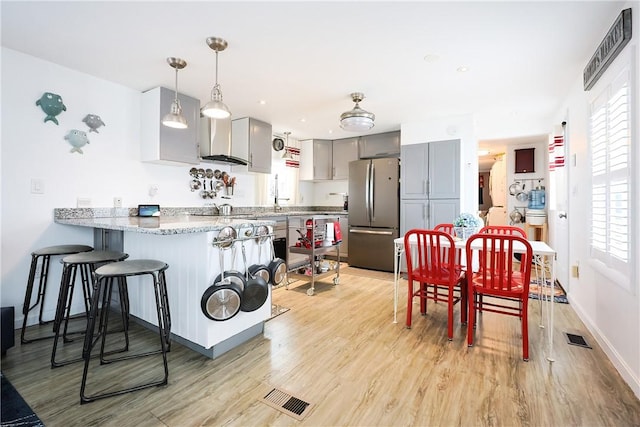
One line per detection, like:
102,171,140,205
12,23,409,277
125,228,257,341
465,233,533,360
404,229,467,340
479,225,527,238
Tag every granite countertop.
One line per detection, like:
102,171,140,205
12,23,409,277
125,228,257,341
53,207,348,235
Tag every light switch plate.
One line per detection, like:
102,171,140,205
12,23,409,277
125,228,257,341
30,179,44,194
77,197,92,208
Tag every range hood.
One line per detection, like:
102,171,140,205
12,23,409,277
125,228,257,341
199,115,248,165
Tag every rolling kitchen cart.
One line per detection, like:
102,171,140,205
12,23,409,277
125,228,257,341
286,215,341,296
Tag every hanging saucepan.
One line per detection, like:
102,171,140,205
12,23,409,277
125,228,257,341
238,225,269,312
509,181,522,196
201,226,243,321
509,208,523,224
247,224,271,283
267,228,287,286
515,183,528,202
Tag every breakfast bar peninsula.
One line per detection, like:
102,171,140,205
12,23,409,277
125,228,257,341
54,208,276,359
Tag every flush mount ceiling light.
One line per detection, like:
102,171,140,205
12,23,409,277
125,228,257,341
201,37,231,119
162,57,188,129
340,92,375,132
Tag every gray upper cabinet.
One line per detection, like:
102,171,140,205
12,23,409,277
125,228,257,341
232,117,272,174
400,139,460,200
300,139,332,180
332,137,358,180
400,143,429,198
358,131,400,159
141,87,200,165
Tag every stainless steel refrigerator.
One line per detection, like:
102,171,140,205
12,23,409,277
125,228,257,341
348,158,400,272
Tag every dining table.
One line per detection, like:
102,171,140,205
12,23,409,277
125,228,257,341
393,235,558,362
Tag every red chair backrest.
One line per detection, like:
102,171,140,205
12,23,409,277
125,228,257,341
404,229,457,284
434,223,455,236
479,225,527,238
466,233,533,295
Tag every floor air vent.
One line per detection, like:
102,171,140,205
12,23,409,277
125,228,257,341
260,387,313,420
564,332,592,349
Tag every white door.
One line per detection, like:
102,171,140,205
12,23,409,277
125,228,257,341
548,125,570,291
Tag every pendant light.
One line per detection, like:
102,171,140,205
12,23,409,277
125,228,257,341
162,57,188,129
340,92,375,132
282,132,292,159
201,37,231,119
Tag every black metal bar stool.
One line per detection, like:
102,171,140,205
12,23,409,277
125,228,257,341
80,259,171,404
51,250,130,368
21,244,94,344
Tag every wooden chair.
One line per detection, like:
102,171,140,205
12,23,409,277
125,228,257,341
404,229,467,340
465,233,533,360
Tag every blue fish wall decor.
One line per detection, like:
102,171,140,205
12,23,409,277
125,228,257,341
36,92,66,125
64,129,90,154
82,114,106,133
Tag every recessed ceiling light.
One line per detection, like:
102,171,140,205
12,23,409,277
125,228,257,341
328,129,333,134
259,100,266,105
478,149,490,156
423,54,440,63
299,118,306,123
457,66,470,73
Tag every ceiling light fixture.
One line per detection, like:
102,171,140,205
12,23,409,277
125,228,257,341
282,132,292,159
162,57,188,129
201,37,231,119
340,92,375,132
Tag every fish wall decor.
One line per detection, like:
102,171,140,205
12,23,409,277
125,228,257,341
82,114,105,133
64,129,90,154
36,92,66,125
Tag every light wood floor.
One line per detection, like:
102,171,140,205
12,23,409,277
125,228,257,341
3,268,640,426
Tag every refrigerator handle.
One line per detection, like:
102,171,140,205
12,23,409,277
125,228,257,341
365,162,371,222
370,162,375,222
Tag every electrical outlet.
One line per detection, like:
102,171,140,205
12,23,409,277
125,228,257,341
113,197,123,208
30,179,44,194
77,197,92,208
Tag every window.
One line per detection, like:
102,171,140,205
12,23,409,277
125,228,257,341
589,59,632,288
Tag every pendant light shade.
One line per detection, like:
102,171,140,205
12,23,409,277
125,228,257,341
162,57,188,129
340,92,375,132
201,37,231,119
282,132,292,159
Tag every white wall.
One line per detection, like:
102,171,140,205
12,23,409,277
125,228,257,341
401,114,477,214
0,48,259,323
551,3,639,398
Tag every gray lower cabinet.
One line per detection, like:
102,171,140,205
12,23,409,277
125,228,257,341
141,86,200,165
401,199,460,233
232,117,272,174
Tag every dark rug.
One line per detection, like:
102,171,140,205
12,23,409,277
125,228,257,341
1,373,44,427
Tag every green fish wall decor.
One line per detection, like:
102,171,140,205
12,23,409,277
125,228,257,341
82,114,105,133
36,92,66,125
64,129,90,154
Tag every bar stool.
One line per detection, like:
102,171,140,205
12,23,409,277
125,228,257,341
21,244,94,344
80,259,171,404
51,250,129,368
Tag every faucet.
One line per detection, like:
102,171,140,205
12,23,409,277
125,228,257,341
274,174,289,211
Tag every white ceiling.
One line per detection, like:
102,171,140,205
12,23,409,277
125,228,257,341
1,1,625,150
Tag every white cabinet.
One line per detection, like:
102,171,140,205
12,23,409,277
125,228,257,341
400,199,460,233
358,131,400,159
141,87,200,165
231,117,272,174
332,138,358,180
300,139,332,181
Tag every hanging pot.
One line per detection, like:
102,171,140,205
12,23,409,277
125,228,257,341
509,208,523,223
268,234,287,286
248,264,270,283
509,181,522,196
201,279,243,321
237,232,269,312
